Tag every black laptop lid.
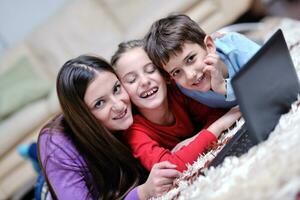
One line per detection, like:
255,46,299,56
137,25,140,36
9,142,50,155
232,29,300,142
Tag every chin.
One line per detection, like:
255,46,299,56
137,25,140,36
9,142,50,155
146,98,165,109
112,119,133,131
125,118,134,128
196,88,211,92
121,122,131,130
192,84,211,92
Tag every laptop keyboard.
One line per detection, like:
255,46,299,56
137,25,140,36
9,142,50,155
209,125,257,167
224,130,256,157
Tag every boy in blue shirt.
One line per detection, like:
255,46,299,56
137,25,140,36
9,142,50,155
144,14,260,108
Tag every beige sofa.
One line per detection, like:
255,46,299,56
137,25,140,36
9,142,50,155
0,0,253,199
0,44,60,199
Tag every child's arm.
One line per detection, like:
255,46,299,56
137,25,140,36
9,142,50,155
172,106,241,152
206,106,241,137
125,106,240,172
226,32,261,101
202,31,228,95
123,125,218,172
208,32,261,101
203,53,227,95
171,134,198,153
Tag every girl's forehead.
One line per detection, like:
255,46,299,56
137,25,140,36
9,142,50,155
115,48,150,74
122,48,147,62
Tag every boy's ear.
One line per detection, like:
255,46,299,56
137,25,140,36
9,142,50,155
204,35,216,54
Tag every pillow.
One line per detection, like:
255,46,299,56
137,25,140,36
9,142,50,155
0,56,53,120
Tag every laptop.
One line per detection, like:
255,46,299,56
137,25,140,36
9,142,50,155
209,29,300,167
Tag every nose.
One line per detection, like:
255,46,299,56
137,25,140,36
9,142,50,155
139,74,150,87
185,68,197,82
111,97,124,112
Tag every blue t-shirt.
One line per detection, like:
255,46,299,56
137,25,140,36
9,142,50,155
178,32,261,108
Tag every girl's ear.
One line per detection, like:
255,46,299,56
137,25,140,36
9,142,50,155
204,35,216,54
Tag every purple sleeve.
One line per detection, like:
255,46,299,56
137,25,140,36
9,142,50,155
124,187,140,200
39,129,94,200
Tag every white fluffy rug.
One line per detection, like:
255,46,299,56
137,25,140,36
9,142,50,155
155,18,300,200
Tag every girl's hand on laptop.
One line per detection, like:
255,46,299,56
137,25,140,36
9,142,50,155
203,53,227,95
207,106,241,138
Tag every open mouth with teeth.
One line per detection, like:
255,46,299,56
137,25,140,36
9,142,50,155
113,108,127,120
192,74,205,86
140,87,159,98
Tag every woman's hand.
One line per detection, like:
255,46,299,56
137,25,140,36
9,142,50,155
207,106,241,138
138,161,180,199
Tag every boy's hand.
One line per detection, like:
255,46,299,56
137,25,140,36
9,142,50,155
203,53,227,95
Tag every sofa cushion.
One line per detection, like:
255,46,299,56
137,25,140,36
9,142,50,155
0,56,53,120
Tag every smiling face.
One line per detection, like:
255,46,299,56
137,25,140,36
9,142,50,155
84,70,133,131
114,47,168,111
163,36,216,92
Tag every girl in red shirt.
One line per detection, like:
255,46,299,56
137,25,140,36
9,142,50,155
111,40,241,172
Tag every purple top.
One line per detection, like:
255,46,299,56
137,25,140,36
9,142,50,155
39,127,140,200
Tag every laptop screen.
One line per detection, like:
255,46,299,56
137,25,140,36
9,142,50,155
232,29,300,142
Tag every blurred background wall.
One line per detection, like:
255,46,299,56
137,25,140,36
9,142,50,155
0,0,72,56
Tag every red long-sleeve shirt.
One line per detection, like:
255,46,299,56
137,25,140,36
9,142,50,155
122,84,226,172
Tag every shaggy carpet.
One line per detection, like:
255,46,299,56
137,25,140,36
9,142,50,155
155,18,300,200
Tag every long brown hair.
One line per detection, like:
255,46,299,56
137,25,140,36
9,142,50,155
38,55,146,199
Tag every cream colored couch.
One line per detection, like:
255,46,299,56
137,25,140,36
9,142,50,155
0,0,253,199
0,44,60,199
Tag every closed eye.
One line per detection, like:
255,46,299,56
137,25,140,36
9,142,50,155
124,73,136,84
145,63,157,73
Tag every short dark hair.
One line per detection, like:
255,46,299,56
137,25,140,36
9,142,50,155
144,14,207,69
